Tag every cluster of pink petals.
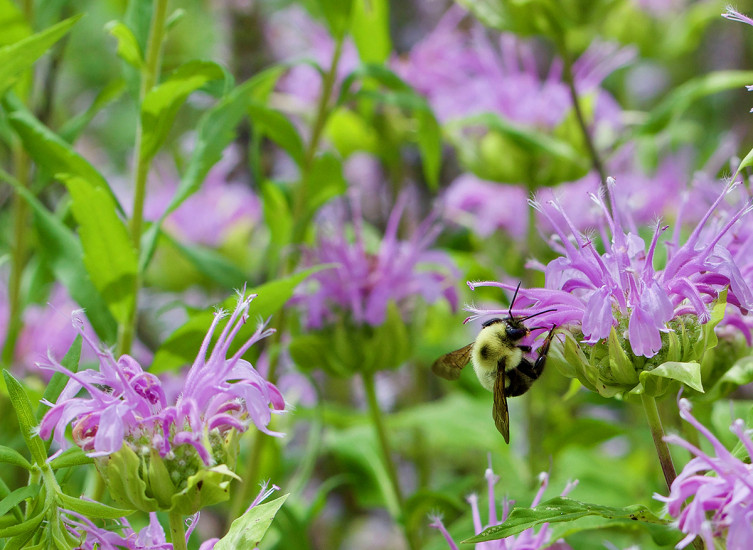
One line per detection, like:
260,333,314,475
430,461,576,549
465,179,753,358
654,398,753,549
39,293,285,464
301,192,459,329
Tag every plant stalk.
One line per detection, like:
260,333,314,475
118,0,170,355
363,371,419,550
560,50,610,208
168,511,188,550
640,392,677,491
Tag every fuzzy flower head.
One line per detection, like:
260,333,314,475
39,292,285,513
465,179,753,396
301,192,459,330
654,397,753,549
430,460,576,549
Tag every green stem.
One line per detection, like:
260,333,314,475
640,392,677,491
168,511,187,550
363,372,419,550
289,34,345,253
118,0,170,355
560,49,610,208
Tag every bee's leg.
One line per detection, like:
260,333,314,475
506,327,557,397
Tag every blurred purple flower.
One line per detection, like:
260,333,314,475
465,178,753,358
430,461,577,549
39,292,285,463
395,6,633,130
299,192,459,329
654,397,753,549
264,6,359,108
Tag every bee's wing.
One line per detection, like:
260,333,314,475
493,371,510,444
431,343,473,381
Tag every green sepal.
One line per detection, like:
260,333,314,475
146,448,176,509
607,327,638,386
169,464,241,515
96,446,159,512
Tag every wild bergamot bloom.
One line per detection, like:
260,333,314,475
654,397,753,550
293,192,459,375
430,461,577,549
465,179,753,397
39,292,285,513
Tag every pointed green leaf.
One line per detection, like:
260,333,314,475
57,493,135,519
139,66,285,272
350,0,391,63
3,95,122,211
247,100,305,165
150,266,330,373
642,71,753,134
0,171,117,343
140,60,228,162
3,371,47,466
463,496,668,543
214,494,289,550
164,233,248,289
58,79,126,143
0,14,82,96
0,485,39,518
37,335,82,421
0,445,32,470
308,152,347,214
0,511,44,538
59,174,138,325
105,20,143,68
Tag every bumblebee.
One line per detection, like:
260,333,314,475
432,285,556,443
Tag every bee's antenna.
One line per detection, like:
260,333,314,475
519,308,557,322
509,282,522,318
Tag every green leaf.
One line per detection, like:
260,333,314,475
316,0,354,38
0,445,31,470
37,335,82,421
0,0,31,47
0,171,118,343
463,496,668,543
139,66,285,272
164,232,248,289
3,371,47,466
248,100,305,166
0,485,39,518
105,20,143,68
4,95,121,210
350,0,391,63
59,174,138,326
734,145,753,181
641,71,753,135
308,152,347,214
640,361,704,398
49,446,94,470
57,493,135,519
261,182,293,248
140,60,228,162
150,266,329,373
0,511,44,538
0,14,82,97
214,494,289,550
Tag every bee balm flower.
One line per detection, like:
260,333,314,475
39,292,285,513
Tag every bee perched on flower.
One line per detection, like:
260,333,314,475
466,178,753,399
39,292,286,515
